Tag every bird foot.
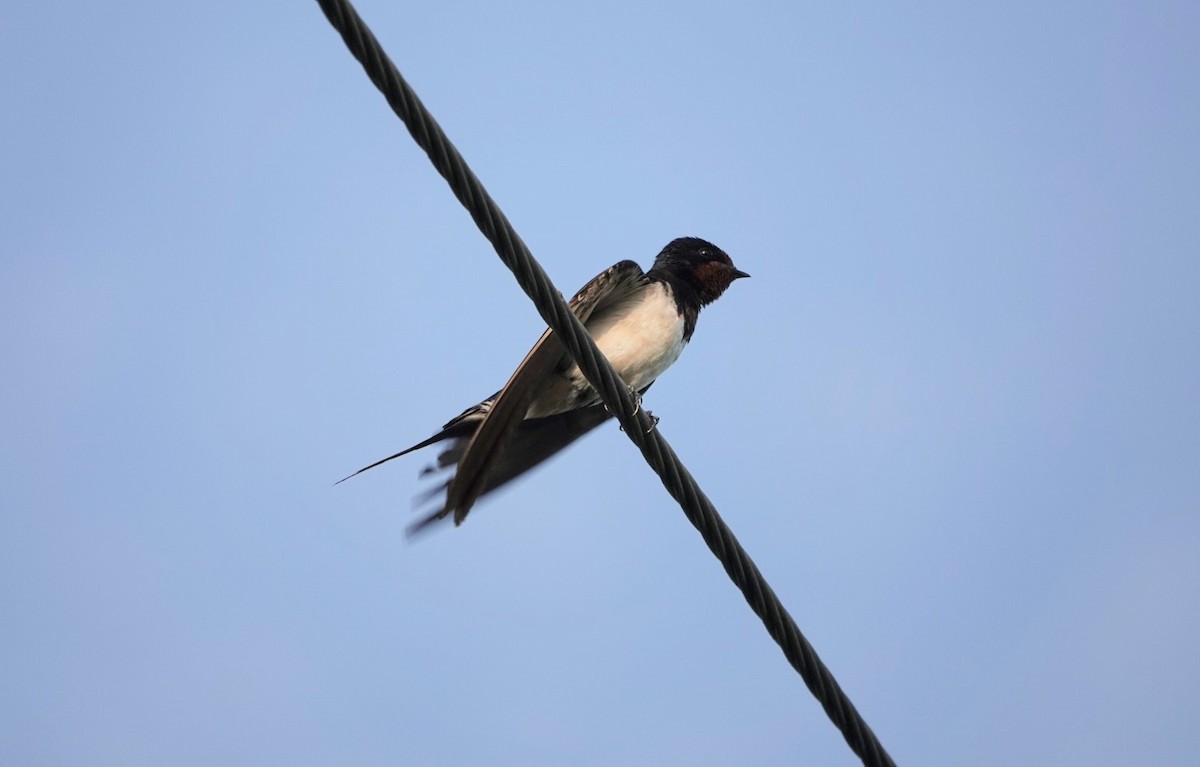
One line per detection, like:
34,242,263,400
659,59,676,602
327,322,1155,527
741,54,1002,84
612,389,659,433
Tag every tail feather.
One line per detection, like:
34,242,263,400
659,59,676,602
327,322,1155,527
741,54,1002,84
334,420,475,485
347,385,652,536
404,401,617,536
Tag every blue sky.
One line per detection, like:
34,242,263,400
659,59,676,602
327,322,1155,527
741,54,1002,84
3,1,1198,764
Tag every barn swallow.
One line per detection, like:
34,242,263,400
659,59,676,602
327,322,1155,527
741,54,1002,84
339,236,748,535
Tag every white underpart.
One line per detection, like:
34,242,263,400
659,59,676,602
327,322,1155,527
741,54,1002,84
527,282,687,418
592,281,687,388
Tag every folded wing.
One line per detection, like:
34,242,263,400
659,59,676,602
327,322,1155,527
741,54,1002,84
443,260,649,525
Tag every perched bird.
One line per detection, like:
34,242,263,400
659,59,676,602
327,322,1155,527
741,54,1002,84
339,237,748,535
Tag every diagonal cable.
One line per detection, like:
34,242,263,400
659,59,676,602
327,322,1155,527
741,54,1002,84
315,2,897,765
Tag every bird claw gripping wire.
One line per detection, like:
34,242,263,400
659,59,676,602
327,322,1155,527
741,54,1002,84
611,388,659,433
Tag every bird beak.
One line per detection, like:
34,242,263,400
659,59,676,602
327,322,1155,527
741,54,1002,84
731,268,750,280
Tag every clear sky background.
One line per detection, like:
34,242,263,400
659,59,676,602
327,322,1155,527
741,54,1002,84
3,2,1198,765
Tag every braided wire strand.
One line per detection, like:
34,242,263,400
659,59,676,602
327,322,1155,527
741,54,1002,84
316,2,897,765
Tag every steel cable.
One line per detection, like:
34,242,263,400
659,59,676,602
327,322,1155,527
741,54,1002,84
316,2,897,764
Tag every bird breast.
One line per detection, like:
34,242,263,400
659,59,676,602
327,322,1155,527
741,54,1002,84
587,282,687,392
524,282,688,419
